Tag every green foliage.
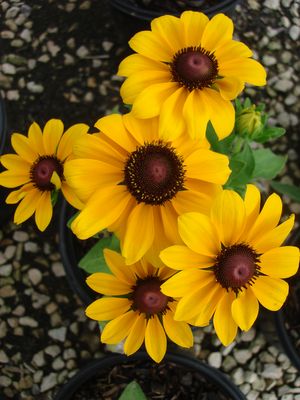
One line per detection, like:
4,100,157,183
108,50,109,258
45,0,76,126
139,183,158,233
270,181,300,203
252,149,287,180
78,234,120,274
51,190,59,207
119,381,147,400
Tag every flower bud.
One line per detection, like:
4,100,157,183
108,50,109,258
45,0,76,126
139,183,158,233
236,105,263,138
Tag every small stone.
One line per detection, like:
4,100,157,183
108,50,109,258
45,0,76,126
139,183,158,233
32,351,45,367
52,262,65,277
63,348,76,360
27,81,44,93
4,245,16,259
0,264,12,277
33,370,43,384
48,326,67,342
0,376,12,387
1,30,14,39
28,268,42,285
20,28,31,42
208,352,222,368
24,242,39,252
0,350,9,363
274,79,294,92
52,357,65,370
232,367,244,385
12,305,25,316
40,373,58,392
47,40,60,57
76,45,89,58
6,90,20,101
0,285,16,298
262,55,277,66
247,390,260,400
261,363,283,379
6,6,19,19
64,53,75,65
264,0,280,10
38,54,50,63
233,349,252,364
0,321,7,338
11,39,24,48
102,40,113,52
289,26,300,40
79,0,91,9
45,345,61,358
19,316,38,328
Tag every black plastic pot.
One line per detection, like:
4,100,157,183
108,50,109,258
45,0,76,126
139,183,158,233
58,199,96,306
54,351,246,400
274,228,300,371
109,0,241,45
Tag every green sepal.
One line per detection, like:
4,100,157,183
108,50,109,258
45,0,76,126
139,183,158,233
119,381,147,400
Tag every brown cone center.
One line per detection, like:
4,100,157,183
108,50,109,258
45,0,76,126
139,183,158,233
176,51,213,81
132,278,168,315
31,156,63,190
143,154,171,186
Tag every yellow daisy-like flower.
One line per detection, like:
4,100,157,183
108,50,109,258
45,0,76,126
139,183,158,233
85,249,193,363
0,119,89,231
160,185,299,346
64,113,231,265
118,11,266,141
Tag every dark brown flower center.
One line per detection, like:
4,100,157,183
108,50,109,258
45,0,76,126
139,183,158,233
171,46,219,91
214,244,261,294
123,141,185,205
131,277,169,316
30,155,64,191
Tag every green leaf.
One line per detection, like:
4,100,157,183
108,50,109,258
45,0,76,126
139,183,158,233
206,122,235,155
67,211,80,228
119,381,147,400
252,149,287,180
78,234,120,274
225,141,255,193
51,190,59,207
270,181,300,203
253,126,285,143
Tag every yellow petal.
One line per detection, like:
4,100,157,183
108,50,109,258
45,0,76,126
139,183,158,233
86,297,131,321
161,269,214,297
28,122,44,154
160,245,214,270
239,184,261,242
6,185,30,204
214,40,253,62
185,149,230,184
103,249,136,285
71,186,131,240
130,82,178,118
246,193,282,245
203,88,235,139
172,186,219,216
213,291,237,346
163,308,193,348
252,214,295,254
61,182,84,210
158,87,187,140
11,133,38,163
86,273,132,295
251,276,289,311
210,189,245,246
259,246,300,278
144,315,167,363
14,188,40,224
118,53,169,77
151,14,184,55
57,123,89,161
159,203,181,244
124,313,147,356
216,76,244,101
0,171,30,188
34,191,53,231
121,71,172,106
129,30,174,62
182,89,209,141
50,171,61,190
201,14,233,52
42,119,64,155
219,58,267,86
0,154,31,173
194,283,224,326
231,289,259,331
122,203,155,264
181,11,209,47
178,212,220,257
101,310,137,344
123,113,159,145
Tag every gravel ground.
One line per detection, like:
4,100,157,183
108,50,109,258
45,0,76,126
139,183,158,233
0,0,299,399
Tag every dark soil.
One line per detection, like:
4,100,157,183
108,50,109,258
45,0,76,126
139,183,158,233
72,359,229,400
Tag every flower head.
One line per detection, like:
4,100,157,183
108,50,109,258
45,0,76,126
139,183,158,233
85,249,193,363
118,11,266,141
0,119,89,231
160,185,299,346
64,113,231,265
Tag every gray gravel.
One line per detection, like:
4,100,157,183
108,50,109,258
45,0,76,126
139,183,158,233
0,0,300,399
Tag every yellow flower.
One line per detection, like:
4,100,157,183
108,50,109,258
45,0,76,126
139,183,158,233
118,11,266,141
0,119,89,231
64,113,231,265
85,249,193,363
160,185,299,346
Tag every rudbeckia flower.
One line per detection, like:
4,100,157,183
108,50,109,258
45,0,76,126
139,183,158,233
64,113,231,265
118,11,266,141
0,119,89,231
160,185,299,346
85,249,193,363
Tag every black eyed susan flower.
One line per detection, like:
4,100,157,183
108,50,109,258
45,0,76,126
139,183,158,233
118,11,266,141
0,119,89,231
64,113,231,265
160,185,299,346
85,249,193,363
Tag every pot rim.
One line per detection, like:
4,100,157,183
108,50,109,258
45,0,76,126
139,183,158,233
0,92,7,155
110,0,241,20
54,351,246,400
